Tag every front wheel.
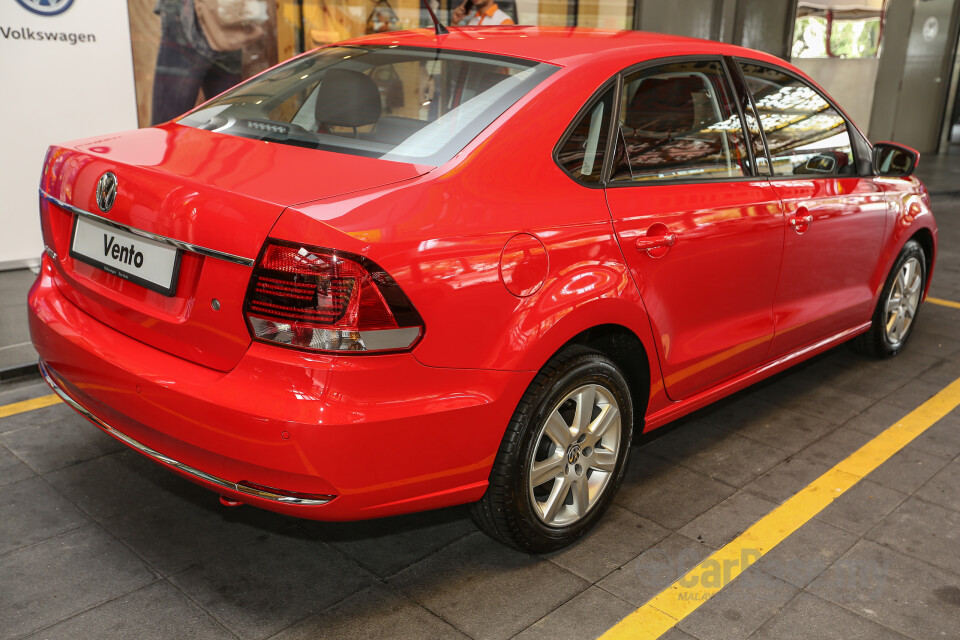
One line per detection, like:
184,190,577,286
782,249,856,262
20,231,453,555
854,239,926,358
472,346,633,552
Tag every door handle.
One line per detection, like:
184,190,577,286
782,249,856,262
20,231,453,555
635,234,676,251
788,214,813,227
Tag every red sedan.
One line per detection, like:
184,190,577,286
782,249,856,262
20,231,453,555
29,26,936,552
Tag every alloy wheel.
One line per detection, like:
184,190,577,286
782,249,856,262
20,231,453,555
527,383,621,527
883,256,922,348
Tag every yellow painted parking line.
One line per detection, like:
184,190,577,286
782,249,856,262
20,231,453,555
601,375,960,640
0,394,60,419
928,296,960,310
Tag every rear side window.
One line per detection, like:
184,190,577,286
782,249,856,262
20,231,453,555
556,87,615,184
612,60,750,182
738,62,855,176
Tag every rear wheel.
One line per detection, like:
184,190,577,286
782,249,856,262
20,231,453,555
854,239,926,358
472,346,633,552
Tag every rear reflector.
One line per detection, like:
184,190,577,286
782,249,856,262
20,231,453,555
244,240,423,353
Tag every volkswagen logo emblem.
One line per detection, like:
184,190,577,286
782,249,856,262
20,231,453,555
96,172,118,213
15,0,75,16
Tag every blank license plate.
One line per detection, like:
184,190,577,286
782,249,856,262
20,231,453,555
70,215,181,296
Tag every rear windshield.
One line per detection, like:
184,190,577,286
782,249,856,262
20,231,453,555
178,45,556,167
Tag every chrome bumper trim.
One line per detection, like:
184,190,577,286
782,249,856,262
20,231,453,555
39,190,255,267
39,361,333,506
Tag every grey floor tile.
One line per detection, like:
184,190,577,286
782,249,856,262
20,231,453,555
676,566,798,640
0,413,124,474
808,539,960,640
0,268,36,298
0,475,88,555
919,310,960,341
546,505,669,582
796,427,874,468
679,491,776,550
914,457,960,513
615,450,736,530
0,342,38,370
705,398,834,456
866,346,939,379
829,365,913,401
272,583,467,640
757,519,857,589
918,356,960,387
47,451,293,575
514,586,635,640
303,505,476,579
0,380,49,406
0,526,155,640
842,400,911,437
884,379,947,410
23,581,234,640
0,443,35,486
866,447,948,494
866,496,960,576
388,532,589,640
907,409,960,460
0,402,67,435
743,458,830,504
169,530,377,640
749,591,909,640
756,381,873,426
816,479,907,537
641,423,786,488
598,533,712,607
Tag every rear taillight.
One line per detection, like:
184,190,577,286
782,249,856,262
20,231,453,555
243,240,423,353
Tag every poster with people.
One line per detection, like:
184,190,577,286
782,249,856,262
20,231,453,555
128,0,280,126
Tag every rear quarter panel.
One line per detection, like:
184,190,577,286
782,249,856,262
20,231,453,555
268,62,664,395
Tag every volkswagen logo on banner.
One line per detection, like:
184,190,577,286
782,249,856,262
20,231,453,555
15,0,75,16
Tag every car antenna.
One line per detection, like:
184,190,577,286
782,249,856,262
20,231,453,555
422,0,449,36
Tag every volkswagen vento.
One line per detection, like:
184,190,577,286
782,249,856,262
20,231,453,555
29,26,937,552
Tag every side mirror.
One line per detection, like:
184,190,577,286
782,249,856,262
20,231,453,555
872,142,919,177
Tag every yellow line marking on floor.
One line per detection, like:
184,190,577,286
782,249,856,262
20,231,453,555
601,375,960,640
0,394,60,419
928,296,960,310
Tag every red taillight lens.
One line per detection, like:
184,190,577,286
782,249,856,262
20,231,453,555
244,240,423,352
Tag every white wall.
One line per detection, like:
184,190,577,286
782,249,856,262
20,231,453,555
793,57,880,134
0,0,138,269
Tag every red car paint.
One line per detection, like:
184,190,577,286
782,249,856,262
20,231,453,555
29,27,937,521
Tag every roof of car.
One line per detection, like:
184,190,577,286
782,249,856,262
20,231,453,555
338,26,786,69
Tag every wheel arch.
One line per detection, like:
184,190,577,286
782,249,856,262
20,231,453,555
908,227,936,298
557,324,652,429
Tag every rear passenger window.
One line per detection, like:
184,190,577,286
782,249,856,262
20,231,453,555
556,87,615,183
612,60,749,182
738,62,856,177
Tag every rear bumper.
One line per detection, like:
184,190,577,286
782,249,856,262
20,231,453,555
28,255,532,520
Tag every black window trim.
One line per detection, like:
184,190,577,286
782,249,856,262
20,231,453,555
725,56,774,177
730,56,874,179
551,77,620,190
603,54,764,189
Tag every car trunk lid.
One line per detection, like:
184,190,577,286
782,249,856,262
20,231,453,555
40,124,428,371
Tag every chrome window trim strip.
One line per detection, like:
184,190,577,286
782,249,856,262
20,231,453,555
39,190,255,267
39,360,333,506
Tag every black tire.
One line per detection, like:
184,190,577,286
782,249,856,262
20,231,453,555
471,346,634,553
853,239,926,358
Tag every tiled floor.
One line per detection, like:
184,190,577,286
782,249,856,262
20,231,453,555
1,195,959,639
0,268,37,371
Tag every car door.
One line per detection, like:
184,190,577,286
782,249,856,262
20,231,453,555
604,58,785,401
734,61,888,358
